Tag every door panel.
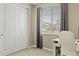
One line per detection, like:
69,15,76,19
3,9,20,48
4,4,15,50
0,4,4,55
19,7,27,49
15,6,28,50
0,4,28,55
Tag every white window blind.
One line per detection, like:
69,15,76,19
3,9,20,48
40,6,61,33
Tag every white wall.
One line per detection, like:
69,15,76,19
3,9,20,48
68,3,79,39
30,5,36,46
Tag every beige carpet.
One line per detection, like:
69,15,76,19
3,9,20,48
8,48,53,56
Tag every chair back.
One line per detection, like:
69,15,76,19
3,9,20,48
60,31,76,56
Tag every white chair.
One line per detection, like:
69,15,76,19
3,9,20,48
59,31,76,56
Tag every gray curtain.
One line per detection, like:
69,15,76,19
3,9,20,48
61,3,68,31
37,7,42,49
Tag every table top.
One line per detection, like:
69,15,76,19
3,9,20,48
53,38,59,42
75,39,79,44
41,31,60,35
53,38,79,47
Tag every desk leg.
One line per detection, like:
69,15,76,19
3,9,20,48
53,44,56,56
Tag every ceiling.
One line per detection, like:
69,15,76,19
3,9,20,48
30,3,41,5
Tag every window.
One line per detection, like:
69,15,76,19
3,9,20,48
40,6,60,33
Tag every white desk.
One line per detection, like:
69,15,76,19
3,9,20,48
53,38,79,56
75,39,79,52
41,31,60,35
53,38,60,56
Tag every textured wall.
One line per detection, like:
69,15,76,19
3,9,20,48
29,5,36,46
68,3,79,39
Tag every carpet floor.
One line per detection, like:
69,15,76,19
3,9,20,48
8,48,53,56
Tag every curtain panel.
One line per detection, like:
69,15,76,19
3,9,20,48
37,7,42,49
61,3,68,31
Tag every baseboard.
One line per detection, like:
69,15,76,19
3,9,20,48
43,47,53,52
5,47,27,56
29,45,36,48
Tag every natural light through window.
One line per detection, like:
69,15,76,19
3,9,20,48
40,6,60,33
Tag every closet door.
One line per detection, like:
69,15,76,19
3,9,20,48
19,7,28,49
15,6,28,50
0,4,5,55
4,4,15,52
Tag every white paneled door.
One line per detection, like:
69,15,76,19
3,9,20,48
15,5,28,50
0,4,5,55
0,4,28,55
19,7,28,49
4,4,15,52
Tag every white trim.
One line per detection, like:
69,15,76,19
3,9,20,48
35,4,60,8
6,48,28,56
43,47,53,52
15,4,31,9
